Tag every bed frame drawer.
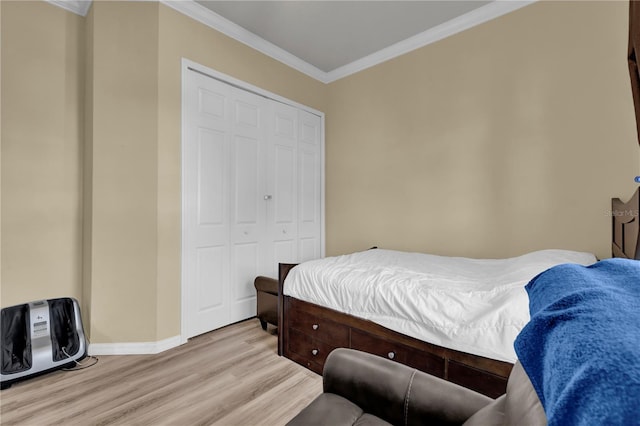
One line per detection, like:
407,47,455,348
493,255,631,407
351,329,445,377
287,308,349,347
287,328,338,373
405,350,445,378
351,329,409,363
447,360,508,398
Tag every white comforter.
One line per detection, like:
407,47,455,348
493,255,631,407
283,248,597,363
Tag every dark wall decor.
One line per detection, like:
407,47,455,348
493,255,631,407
629,0,640,145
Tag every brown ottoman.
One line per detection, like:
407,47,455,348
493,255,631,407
254,276,278,330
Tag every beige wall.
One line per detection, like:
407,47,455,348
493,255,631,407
1,0,637,343
1,1,85,306
85,1,160,343
0,0,325,343
82,1,95,333
326,0,638,260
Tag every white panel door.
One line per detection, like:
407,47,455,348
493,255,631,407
228,89,268,323
265,102,299,277
298,110,322,262
183,71,233,338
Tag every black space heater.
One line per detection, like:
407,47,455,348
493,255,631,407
1,297,87,389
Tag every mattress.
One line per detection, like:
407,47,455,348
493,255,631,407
283,248,597,363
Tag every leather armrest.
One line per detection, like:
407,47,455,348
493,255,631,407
323,348,494,425
254,276,278,294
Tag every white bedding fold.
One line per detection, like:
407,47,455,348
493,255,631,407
283,248,597,363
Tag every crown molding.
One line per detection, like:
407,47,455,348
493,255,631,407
46,0,536,84
325,0,537,83
160,0,329,83
46,0,92,17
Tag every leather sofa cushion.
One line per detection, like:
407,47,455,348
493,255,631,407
465,362,545,425
288,393,392,426
503,362,546,425
352,413,393,426
463,396,505,425
322,349,414,425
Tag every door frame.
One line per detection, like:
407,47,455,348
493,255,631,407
180,58,325,343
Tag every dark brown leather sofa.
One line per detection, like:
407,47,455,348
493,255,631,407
287,348,546,426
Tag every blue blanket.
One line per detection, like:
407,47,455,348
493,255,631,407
514,258,640,426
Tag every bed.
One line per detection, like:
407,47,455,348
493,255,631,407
277,187,639,397
278,191,640,398
277,248,598,397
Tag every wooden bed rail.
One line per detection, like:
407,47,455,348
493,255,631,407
277,262,297,356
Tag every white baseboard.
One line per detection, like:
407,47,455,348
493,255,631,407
88,335,182,356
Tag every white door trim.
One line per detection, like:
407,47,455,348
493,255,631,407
180,58,325,344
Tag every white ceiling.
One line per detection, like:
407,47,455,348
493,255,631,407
194,1,491,73
49,0,535,83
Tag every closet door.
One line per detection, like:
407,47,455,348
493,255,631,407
298,110,322,262
228,89,269,324
184,72,270,338
183,71,233,338
265,102,299,278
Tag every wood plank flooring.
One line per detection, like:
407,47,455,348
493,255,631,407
0,320,322,425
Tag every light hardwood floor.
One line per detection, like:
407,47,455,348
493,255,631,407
0,320,322,425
